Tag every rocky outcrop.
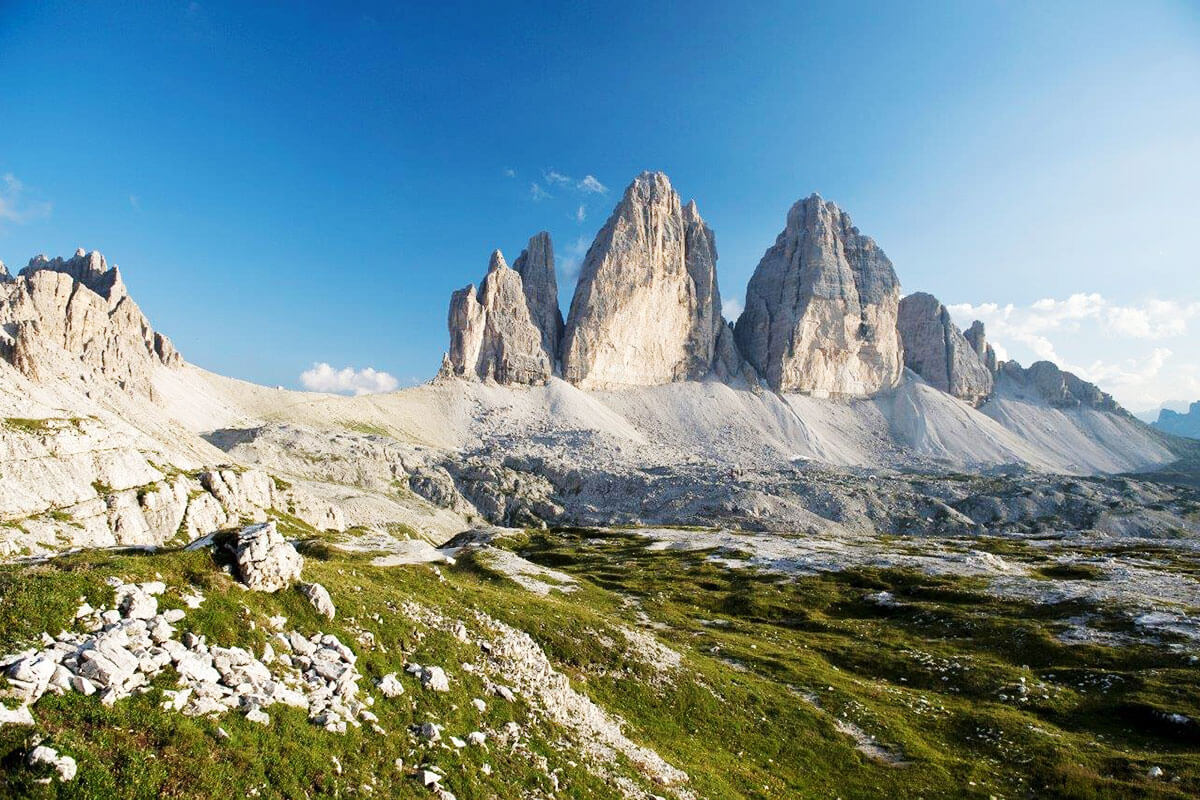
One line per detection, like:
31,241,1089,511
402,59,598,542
443,250,553,385
235,521,303,592
964,321,998,373
0,249,181,399
898,292,993,406
512,232,564,368
734,194,902,396
1154,402,1200,440
561,172,727,388
0,414,345,558
997,361,1123,413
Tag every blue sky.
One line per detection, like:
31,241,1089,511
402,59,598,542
1,1,1198,409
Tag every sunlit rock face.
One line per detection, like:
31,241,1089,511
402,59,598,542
511,232,563,370
0,249,181,398
898,292,994,406
561,171,726,388
734,195,902,397
443,250,553,385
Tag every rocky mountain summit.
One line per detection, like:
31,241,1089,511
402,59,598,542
0,248,180,399
442,249,553,384
735,194,903,396
996,360,1122,413
562,171,730,388
512,232,564,368
1154,401,1200,440
898,292,993,406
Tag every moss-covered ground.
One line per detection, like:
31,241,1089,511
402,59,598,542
0,524,1196,799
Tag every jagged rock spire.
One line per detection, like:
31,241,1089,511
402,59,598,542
897,292,993,406
1,249,181,399
734,194,902,396
964,320,998,373
442,248,552,385
511,232,563,369
561,171,726,388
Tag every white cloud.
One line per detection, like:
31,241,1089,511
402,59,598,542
129,194,141,211
0,173,52,230
530,182,550,201
300,363,399,395
575,204,586,223
544,170,572,186
722,297,743,321
559,235,590,284
578,175,607,194
503,167,516,178
947,294,1200,408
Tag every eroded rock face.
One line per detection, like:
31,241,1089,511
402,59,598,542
512,232,564,368
443,250,553,384
734,195,902,396
997,361,1123,413
561,172,726,388
0,249,181,399
898,292,993,406
964,321,998,373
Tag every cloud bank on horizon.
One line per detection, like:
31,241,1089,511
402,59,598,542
300,362,399,396
949,295,1200,412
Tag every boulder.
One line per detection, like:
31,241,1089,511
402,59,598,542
734,194,902,396
235,522,303,593
27,745,77,781
300,581,336,619
561,172,727,388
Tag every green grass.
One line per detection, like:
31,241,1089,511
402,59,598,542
0,528,1196,798
3,418,54,435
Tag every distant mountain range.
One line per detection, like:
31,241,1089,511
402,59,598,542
1154,401,1200,440
0,171,1190,556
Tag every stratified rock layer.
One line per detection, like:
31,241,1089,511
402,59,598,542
898,292,993,406
734,195,902,396
0,249,180,398
511,232,564,368
561,172,725,388
444,250,552,385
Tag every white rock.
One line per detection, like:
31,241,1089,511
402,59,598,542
245,707,270,725
300,582,336,619
235,522,302,592
467,731,487,746
28,744,77,781
0,704,35,726
378,673,405,698
421,666,449,692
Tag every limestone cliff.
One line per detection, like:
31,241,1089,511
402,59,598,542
443,250,553,384
0,249,181,399
898,292,993,406
561,172,726,388
733,194,902,396
512,232,564,369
